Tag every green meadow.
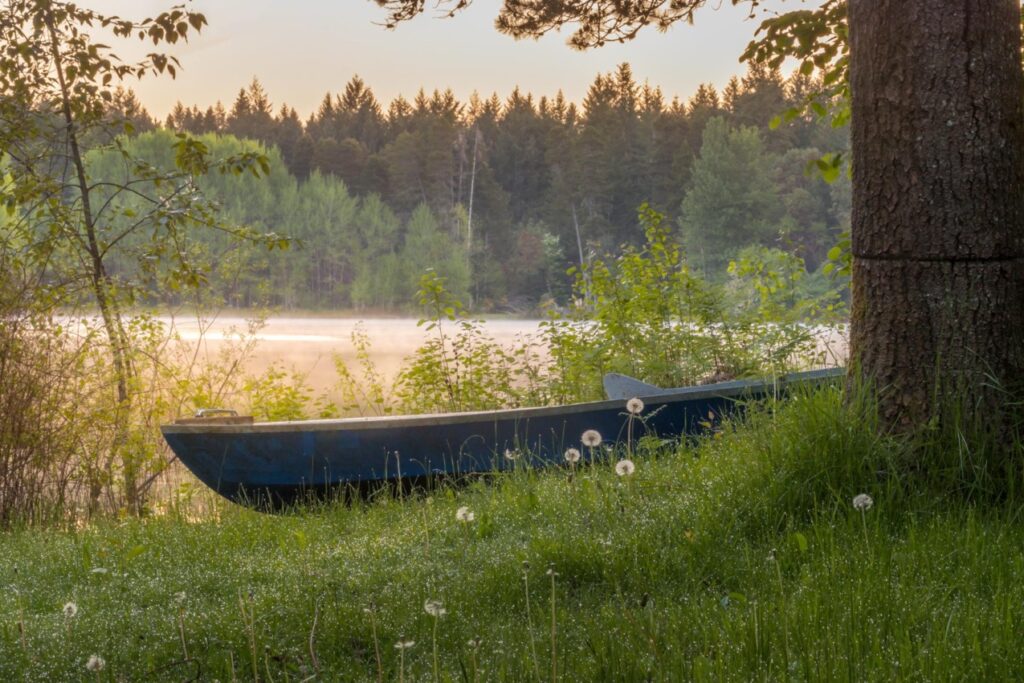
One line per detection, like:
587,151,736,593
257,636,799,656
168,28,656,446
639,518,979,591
4,386,1023,681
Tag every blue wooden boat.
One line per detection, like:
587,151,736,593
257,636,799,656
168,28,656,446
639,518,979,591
161,368,842,507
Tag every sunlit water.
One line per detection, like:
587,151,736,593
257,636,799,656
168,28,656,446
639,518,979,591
59,314,847,411
166,316,547,397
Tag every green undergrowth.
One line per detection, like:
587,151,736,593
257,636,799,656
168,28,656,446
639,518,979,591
3,386,1024,681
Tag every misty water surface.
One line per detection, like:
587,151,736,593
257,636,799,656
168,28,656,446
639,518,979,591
169,316,546,396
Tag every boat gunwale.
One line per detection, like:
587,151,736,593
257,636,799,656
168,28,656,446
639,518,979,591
161,368,842,436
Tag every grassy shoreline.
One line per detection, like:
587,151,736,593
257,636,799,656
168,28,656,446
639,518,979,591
2,387,1022,680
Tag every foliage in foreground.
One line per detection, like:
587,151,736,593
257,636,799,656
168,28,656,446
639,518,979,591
3,386,1024,680
388,205,843,413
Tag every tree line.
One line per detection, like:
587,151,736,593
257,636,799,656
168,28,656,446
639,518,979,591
106,63,850,311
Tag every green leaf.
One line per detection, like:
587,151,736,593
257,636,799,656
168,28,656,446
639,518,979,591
727,591,748,606
124,544,148,563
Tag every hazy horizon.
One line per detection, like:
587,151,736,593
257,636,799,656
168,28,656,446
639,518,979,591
83,0,804,120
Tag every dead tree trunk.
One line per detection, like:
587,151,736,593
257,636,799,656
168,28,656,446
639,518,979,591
848,0,1024,429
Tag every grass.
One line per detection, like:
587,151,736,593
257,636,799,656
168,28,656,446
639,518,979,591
3,386,1024,681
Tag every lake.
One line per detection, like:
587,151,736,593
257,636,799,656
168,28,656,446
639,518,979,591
166,315,848,406
168,315,547,399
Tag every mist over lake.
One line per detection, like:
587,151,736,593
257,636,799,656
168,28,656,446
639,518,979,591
169,315,547,400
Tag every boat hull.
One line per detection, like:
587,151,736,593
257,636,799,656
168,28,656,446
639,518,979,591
161,368,841,507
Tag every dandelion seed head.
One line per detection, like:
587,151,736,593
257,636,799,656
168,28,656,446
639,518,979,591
455,506,475,523
467,637,482,649
626,397,645,415
504,448,519,461
85,655,105,672
581,429,603,447
615,459,636,476
63,602,78,618
424,599,447,618
563,448,581,464
852,493,873,511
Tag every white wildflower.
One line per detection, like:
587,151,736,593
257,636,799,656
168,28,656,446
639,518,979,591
563,448,581,464
85,655,105,672
615,459,636,477
852,493,873,511
626,397,645,415
63,602,78,618
581,429,603,448
455,506,475,523
424,599,447,618
394,639,416,650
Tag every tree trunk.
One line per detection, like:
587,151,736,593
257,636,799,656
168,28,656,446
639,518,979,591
848,0,1024,428
46,13,139,512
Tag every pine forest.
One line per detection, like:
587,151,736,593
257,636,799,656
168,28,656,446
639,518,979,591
102,63,850,312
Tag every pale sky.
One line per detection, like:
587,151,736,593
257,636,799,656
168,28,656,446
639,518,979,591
84,0,802,120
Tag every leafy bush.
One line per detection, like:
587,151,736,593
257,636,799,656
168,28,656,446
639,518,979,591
242,364,338,422
332,325,396,416
536,204,842,401
0,312,82,526
371,206,845,413
395,270,537,413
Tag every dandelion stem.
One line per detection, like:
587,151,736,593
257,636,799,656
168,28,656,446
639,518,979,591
431,615,440,683
860,509,872,562
627,414,634,459
177,606,189,660
422,505,432,560
523,567,542,682
309,598,321,674
772,555,790,669
239,591,259,683
17,608,27,656
368,608,382,683
264,648,275,683
549,570,558,683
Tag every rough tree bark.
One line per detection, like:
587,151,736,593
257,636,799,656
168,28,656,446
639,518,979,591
848,0,1024,428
